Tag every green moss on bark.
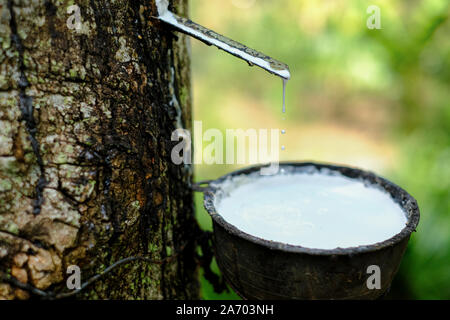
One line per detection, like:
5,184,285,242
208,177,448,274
0,0,198,299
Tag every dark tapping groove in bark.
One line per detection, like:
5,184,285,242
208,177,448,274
8,0,47,216
0,0,198,300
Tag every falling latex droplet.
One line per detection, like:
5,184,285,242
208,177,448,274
281,79,287,153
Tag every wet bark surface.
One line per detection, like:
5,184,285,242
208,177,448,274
0,0,199,299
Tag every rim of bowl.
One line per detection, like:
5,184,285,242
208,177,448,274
203,161,420,256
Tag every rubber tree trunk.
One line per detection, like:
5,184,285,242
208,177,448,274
0,0,199,299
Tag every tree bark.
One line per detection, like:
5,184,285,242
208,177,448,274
0,0,199,299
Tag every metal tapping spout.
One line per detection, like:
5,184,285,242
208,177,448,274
155,0,291,80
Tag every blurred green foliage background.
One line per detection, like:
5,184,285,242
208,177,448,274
188,0,449,299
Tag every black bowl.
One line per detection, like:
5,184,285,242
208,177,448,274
202,162,420,299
